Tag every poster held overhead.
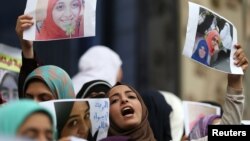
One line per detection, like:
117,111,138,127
183,2,243,74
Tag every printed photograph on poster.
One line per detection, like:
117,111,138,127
23,0,97,41
0,70,19,103
183,2,243,74
40,98,109,141
183,101,221,136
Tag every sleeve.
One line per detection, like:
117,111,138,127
18,51,43,98
220,87,245,125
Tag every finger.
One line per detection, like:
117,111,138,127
242,64,248,72
237,57,247,67
234,48,243,59
20,19,34,25
19,15,33,20
21,23,33,30
234,44,241,49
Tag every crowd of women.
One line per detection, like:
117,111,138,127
0,0,249,140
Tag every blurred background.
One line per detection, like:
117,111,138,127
0,0,249,119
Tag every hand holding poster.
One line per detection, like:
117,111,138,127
183,2,243,74
23,0,97,41
40,99,109,141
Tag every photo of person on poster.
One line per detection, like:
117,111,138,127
54,101,98,140
0,70,19,103
36,0,84,40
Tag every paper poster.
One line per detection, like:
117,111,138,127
183,101,221,135
0,44,22,72
40,98,109,141
183,2,243,74
23,0,97,41
0,44,20,103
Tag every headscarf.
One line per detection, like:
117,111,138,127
191,39,210,66
0,100,54,137
140,89,172,141
189,114,221,140
219,22,232,50
76,79,112,98
206,30,220,56
36,0,84,40
72,45,122,94
23,65,75,99
107,83,156,141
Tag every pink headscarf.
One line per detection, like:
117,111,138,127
36,0,84,40
206,30,220,56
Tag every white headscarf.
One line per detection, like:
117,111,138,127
72,45,122,94
220,22,232,50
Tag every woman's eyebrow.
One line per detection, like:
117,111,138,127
125,90,133,94
68,115,79,119
110,93,120,98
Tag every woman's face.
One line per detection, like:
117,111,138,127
0,75,18,102
25,81,55,102
17,113,53,141
198,46,207,59
109,85,142,130
61,101,91,139
52,0,82,32
211,35,220,52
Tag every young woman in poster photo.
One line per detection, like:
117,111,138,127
54,101,98,141
36,0,84,40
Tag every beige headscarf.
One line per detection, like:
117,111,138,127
108,83,156,141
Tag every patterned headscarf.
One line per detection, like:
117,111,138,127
23,65,75,99
107,83,156,141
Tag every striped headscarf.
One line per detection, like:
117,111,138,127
23,65,75,99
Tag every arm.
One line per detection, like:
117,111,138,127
220,44,248,124
16,15,42,98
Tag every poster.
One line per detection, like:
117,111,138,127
0,43,21,103
183,101,221,135
183,2,243,74
24,0,97,41
40,98,109,141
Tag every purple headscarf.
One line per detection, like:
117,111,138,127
189,114,221,140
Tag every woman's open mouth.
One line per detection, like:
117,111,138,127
121,106,135,117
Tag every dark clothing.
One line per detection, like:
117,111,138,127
141,89,173,141
18,52,42,98
100,136,132,141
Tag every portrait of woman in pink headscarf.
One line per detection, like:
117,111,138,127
205,29,221,57
36,0,84,40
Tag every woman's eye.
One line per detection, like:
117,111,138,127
68,119,78,128
128,95,136,99
71,1,80,9
85,112,90,119
55,3,65,11
110,99,118,104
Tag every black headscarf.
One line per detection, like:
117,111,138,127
140,89,173,141
77,80,111,98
